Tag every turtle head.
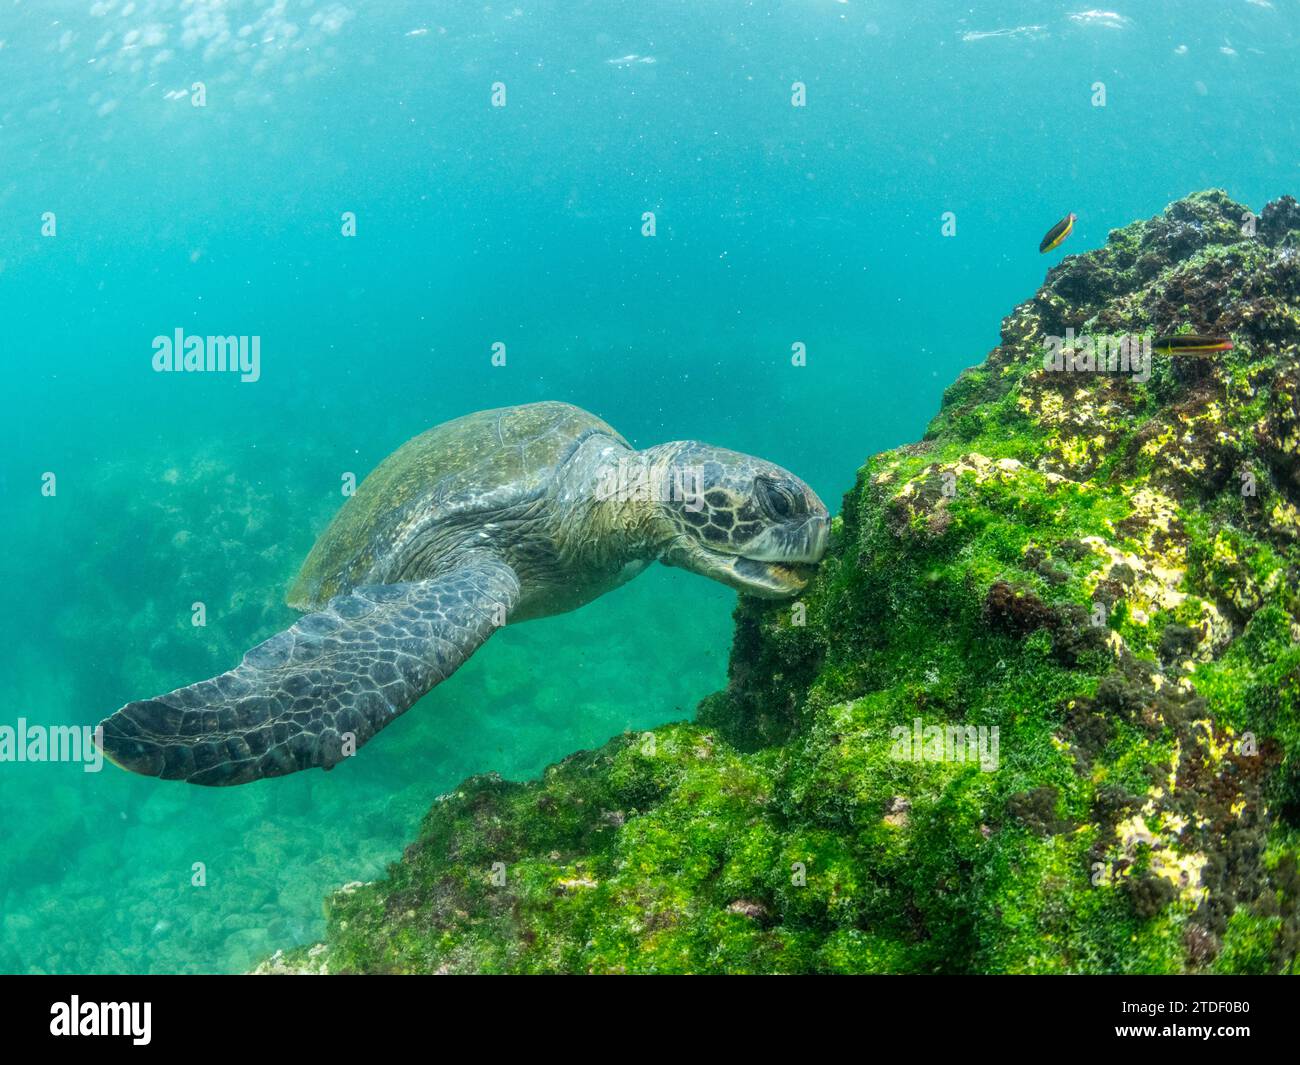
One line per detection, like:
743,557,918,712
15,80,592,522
649,443,829,598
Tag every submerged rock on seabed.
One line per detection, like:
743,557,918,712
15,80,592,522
270,191,1300,974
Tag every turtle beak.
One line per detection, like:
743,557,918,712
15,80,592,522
662,518,827,599
747,513,828,564
727,556,820,598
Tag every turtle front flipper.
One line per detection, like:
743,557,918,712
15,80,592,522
97,558,520,786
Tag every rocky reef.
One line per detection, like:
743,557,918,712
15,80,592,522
265,190,1300,974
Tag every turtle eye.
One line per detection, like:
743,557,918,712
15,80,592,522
757,477,803,520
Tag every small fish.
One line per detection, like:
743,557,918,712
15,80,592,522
1152,334,1234,355
1039,213,1076,253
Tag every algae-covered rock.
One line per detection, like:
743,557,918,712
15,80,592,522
287,191,1300,973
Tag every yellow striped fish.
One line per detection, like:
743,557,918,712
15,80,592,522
1039,212,1076,253
1152,334,1234,355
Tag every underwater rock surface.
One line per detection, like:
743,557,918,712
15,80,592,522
267,191,1300,974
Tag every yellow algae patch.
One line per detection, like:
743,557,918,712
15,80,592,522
1139,426,1176,459
1267,497,1299,539
890,453,1044,538
1122,486,1185,562
1210,530,1240,566
1018,377,1066,419
1078,535,1230,656
1117,812,1158,851
1114,811,1209,908
895,453,1025,494
1192,720,1235,766
1058,435,1094,467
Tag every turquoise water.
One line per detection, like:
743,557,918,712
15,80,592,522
2,2,1296,973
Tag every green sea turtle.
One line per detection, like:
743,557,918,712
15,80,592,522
98,401,829,786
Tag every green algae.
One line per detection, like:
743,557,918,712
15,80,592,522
268,191,1300,974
